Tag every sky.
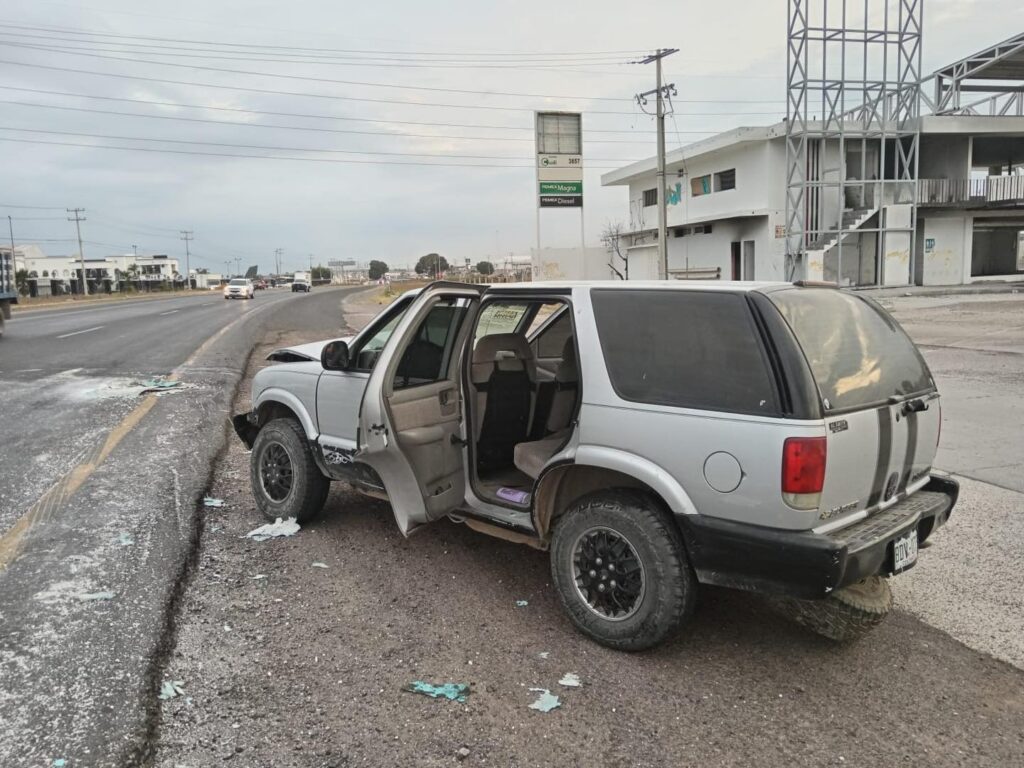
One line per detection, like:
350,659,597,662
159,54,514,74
1,0,1020,273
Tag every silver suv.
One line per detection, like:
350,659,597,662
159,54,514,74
233,281,958,650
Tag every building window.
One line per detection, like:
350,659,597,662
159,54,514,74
714,169,736,192
691,175,711,196
642,188,657,207
692,224,713,235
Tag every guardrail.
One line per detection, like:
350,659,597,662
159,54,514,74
918,176,1024,205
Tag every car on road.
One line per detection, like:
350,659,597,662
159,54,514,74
233,281,958,650
292,279,312,293
224,278,255,300
254,279,268,290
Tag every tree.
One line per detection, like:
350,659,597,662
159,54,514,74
310,265,332,281
414,253,448,278
601,221,629,280
368,260,388,280
475,260,495,276
15,268,29,296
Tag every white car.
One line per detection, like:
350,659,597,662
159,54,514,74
224,278,255,300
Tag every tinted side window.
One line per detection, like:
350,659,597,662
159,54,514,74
768,289,934,412
591,289,778,415
393,300,467,389
535,310,572,359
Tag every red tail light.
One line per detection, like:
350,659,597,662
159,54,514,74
782,437,826,509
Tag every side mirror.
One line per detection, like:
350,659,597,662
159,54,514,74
321,340,350,371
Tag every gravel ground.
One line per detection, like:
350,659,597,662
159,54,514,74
153,306,1024,768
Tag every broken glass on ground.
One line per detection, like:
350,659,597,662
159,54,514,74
203,497,225,508
515,599,529,607
528,688,561,712
78,591,115,601
405,681,469,703
158,680,185,700
245,517,300,541
559,673,581,688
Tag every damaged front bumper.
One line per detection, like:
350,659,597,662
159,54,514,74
677,474,959,600
232,411,260,449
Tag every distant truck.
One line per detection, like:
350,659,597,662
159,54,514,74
0,248,17,338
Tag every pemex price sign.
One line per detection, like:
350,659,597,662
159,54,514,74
536,112,583,208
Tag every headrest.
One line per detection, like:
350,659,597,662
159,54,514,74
473,333,533,365
472,333,535,384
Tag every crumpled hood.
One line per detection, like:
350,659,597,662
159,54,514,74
266,337,352,363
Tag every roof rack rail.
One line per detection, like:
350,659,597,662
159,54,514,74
792,280,839,288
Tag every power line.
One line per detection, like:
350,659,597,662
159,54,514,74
0,58,785,111
0,125,642,163
0,49,646,113
1,100,705,143
0,87,783,128
0,22,650,59
0,136,631,169
0,202,67,209
0,36,639,69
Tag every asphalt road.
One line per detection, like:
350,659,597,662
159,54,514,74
0,286,360,767
3,288,1023,767
149,291,1024,768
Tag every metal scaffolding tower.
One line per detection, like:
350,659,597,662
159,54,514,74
785,0,922,285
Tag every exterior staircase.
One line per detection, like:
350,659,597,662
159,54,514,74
807,208,877,251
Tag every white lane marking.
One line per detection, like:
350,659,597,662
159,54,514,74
159,309,180,316
17,368,43,373
56,325,104,339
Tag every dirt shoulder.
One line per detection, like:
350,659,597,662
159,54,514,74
152,308,1024,768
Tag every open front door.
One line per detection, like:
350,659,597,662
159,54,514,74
357,283,483,535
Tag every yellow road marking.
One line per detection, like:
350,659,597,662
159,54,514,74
0,296,279,571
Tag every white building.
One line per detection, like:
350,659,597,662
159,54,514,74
601,35,1024,287
4,247,181,296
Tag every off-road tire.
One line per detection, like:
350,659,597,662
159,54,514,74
771,575,893,642
550,490,697,651
250,417,330,524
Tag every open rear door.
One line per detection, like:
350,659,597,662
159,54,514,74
357,283,483,535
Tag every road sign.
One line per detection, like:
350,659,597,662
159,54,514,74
540,195,583,208
539,181,582,195
535,111,583,209
328,259,356,267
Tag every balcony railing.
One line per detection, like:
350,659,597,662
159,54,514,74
918,176,1024,206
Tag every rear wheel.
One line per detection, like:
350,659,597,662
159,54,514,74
250,417,330,523
769,575,893,642
550,490,696,651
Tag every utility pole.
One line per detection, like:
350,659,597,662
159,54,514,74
635,49,678,280
7,216,15,274
274,248,283,277
132,244,137,256
67,208,87,295
179,230,193,289
234,258,241,277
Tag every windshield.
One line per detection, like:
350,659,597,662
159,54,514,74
229,279,247,286
769,289,934,412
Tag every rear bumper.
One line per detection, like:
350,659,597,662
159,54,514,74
677,474,959,599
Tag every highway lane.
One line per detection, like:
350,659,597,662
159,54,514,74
0,287,301,532
0,285,362,765
2,290,282,377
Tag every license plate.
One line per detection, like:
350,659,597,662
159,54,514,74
891,529,919,573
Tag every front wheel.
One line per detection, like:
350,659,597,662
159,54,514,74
550,490,696,651
250,418,330,523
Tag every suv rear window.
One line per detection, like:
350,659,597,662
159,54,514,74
768,289,934,412
591,289,778,416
